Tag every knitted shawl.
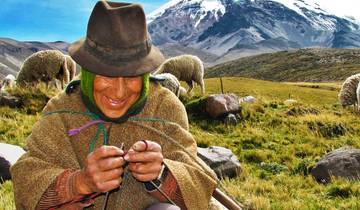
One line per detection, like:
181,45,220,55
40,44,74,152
10,82,217,210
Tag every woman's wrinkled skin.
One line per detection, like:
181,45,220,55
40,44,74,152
93,75,143,119
76,75,164,194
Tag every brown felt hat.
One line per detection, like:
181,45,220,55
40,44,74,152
69,1,165,77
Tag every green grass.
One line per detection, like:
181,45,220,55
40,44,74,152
2,78,360,209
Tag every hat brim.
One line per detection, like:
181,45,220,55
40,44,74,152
68,38,165,77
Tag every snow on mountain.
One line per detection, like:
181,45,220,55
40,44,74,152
148,0,360,65
147,0,226,26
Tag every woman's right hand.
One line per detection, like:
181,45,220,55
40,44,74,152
76,146,126,194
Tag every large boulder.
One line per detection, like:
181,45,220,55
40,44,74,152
0,143,26,183
0,94,22,108
224,113,238,126
206,94,240,118
198,146,241,179
239,95,256,104
311,148,360,183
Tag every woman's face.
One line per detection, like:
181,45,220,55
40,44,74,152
93,75,143,118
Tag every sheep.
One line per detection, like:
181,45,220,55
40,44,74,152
153,54,205,96
338,73,360,108
0,74,16,94
16,50,77,89
152,73,186,97
357,83,360,112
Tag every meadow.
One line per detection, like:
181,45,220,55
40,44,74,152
1,77,360,210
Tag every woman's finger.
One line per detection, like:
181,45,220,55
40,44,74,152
97,157,126,171
89,146,124,162
132,140,161,152
131,172,159,182
95,178,122,193
124,151,163,163
128,162,162,175
93,168,124,183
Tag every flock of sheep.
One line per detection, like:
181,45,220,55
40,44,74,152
0,50,206,98
1,49,360,111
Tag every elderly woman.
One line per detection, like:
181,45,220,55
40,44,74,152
10,1,217,210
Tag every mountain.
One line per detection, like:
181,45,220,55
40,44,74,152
205,48,360,82
147,0,360,65
0,38,69,79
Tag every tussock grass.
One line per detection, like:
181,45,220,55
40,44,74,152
2,78,360,209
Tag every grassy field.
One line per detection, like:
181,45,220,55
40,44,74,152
2,78,360,209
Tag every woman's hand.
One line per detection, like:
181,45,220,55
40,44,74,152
76,146,126,194
124,140,164,182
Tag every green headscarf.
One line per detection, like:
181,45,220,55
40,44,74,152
80,67,149,123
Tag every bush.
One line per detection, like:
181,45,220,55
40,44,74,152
7,83,59,114
286,106,320,116
307,121,347,138
259,162,288,174
184,96,208,118
292,158,315,176
326,184,353,198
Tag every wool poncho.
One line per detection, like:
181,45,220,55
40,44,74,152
11,81,217,210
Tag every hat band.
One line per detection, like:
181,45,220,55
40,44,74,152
84,37,152,65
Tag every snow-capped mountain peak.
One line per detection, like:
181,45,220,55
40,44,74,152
148,0,360,64
147,0,226,26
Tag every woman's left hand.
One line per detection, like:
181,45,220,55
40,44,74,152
124,140,164,182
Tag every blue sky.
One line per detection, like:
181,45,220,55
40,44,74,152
1,0,359,43
0,0,168,42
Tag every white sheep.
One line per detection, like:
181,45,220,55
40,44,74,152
339,73,360,108
356,83,360,112
152,73,186,97
17,50,77,89
1,74,16,94
153,54,205,95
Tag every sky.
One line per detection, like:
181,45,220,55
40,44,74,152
0,0,359,43
0,0,167,42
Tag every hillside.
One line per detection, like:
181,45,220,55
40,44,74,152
0,38,70,79
205,48,360,82
2,77,360,209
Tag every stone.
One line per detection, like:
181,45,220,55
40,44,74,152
239,95,256,104
284,99,298,105
0,156,11,183
311,148,360,183
198,146,241,179
0,94,22,108
0,143,26,183
205,94,240,118
224,113,238,126
209,197,228,210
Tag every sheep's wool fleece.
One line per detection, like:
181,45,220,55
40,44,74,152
11,82,217,210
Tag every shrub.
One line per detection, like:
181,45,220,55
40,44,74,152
307,121,347,138
286,106,320,116
259,162,288,174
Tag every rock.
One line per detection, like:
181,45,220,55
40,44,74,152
224,113,238,126
209,197,228,210
206,94,240,118
311,148,360,183
0,143,26,183
239,95,256,104
0,156,11,183
198,146,241,179
284,99,298,105
0,94,22,108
